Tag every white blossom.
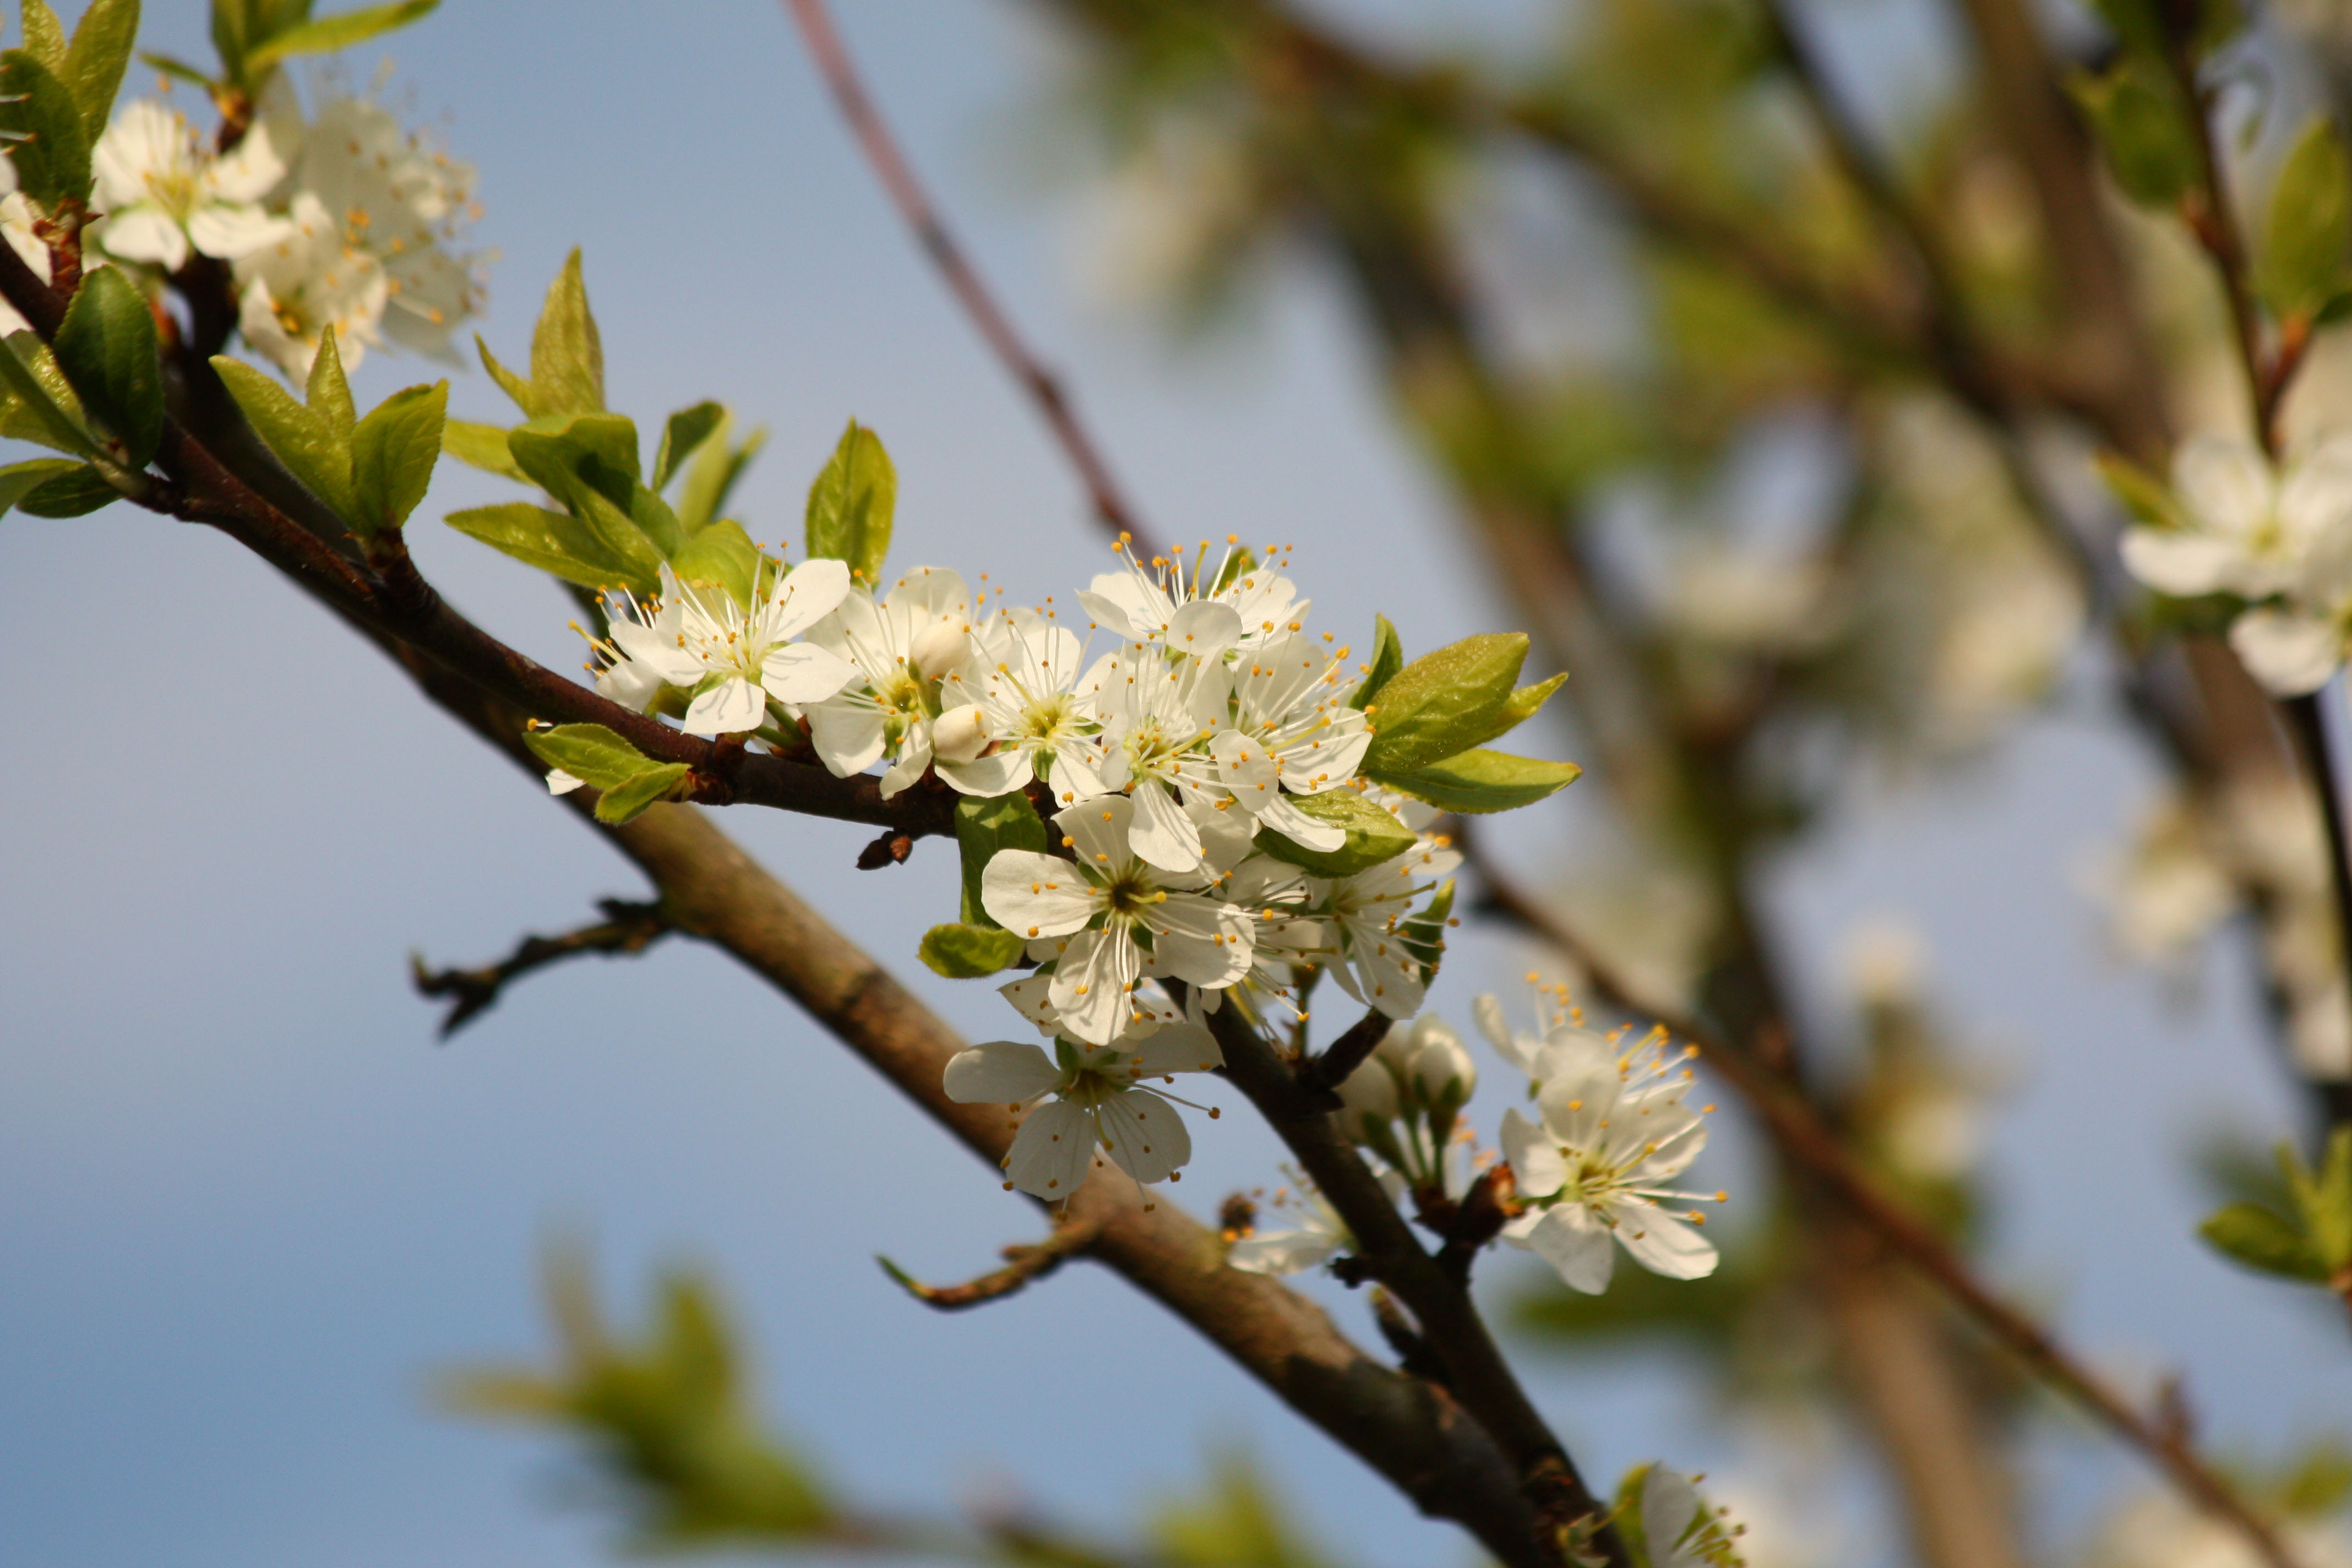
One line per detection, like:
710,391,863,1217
1227,1169,1353,1276
1212,633,1371,854
233,192,389,378
1091,639,1239,874
592,558,855,736
943,1025,1221,1196
933,608,1114,801
804,566,974,798
981,795,1253,1045
1498,1015,1722,1292
1079,535,1307,653
90,102,290,271
2229,516,2352,695
2122,434,2352,600
1310,809,1461,1017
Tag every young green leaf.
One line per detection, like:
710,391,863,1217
211,354,357,516
2072,62,2199,208
1350,613,1403,710
592,762,691,825
918,922,1027,978
524,722,661,788
1464,671,1567,748
0,454,85,515
17,461,118,516
0,47,93,209
2199,1201,2332,1281
667,518,760,608
136,50,217,93
441,418,525,482
307,324,356,442
350,380,447,535
529,247,603,419
1376,748,1582,814
19,1,67,72
955,791,1047,927
244,0,439,71
1251,790,1416,877
2094,450,2179,529
61,0,138,141
475,334,537,418
0,330,97,455
1358,631,1527,773
676,413,763,534
1400,876,1455,978
654,400,724,492
53,266,162,467
445,501,657,594
804,419,895,585
2260,116,2352,322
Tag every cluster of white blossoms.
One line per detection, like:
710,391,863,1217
2120,434,2352,695
33,79,481,377
1234,987,1726,1293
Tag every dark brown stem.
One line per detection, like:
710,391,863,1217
1460,836,2304,1568
1304,1005,1391,1096
1203,1004,1629,1568
411,897,672,1039
781,0,1160,557
876,1216,1103,1310
2167,37,2281,456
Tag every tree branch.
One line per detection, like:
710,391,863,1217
1458,831,2305,1568
412,897,673,1038
876,1215,1103,1311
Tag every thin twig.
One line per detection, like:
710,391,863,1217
412,898,673,1038
781,0,1159,556
1457,829,2304,1568
875,1216,1103,1311
1304,1005,1391,1096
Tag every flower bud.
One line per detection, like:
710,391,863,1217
1409,1016,1476,1104
1336,1057,1400,1123
1373,1020,1418,1074
932,702,992,764
908,617,971,681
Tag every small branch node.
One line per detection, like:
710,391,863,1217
875,1216,1103,1312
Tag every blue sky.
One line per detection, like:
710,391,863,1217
2,4,2348,1567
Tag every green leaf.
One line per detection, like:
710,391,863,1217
442,417,525,481
628,480,685,559
18,461,116,515
1358,632,1527,774
918,922,1027,978
1252,790,1416,878
1466,671,1567,748
676,413,763,534
803,418,895,585
307,323,355,443
2094,450,2178,528
245,0,438,70
0,330,95,454
0,454,83,515
1400,875,1454,977
668,518,760,608
475,335,536,418
53,266,161,467
445,501,657,594
2260,116,2352,322
61,0,138,142
1377,748,1582,814
2300,1128,2352,1269
350,380,445,535
1350,614,1402,710
2199,1201,2331,1281
654,400,724,492
19,1,66,72
208,0,250,82
592,763,690,825
212,353,355,516
2073,62,2200,208
524,723,658,789
955,791,1047,928
505,413,665,586
528,247,603,419
0,47,93,209
136,50,219,92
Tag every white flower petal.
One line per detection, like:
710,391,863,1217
681,676,766,737
2120,529,2245,598
759,643,857,705
1166,598,1244,658
1501,1107,1566,1198
100,207,188,270
187,204,293,261
546,768,586,796
770,557,853,636
980,850,1097,937
942,1041,1063,1104
1515,1203,1615,1293
1048,928,1143,1045
1005,1098,1097,1198
1128,777,1205,873
1096,1088,1189,1184
1057,794,1134,868
2175,434,2272,540
938,748,1035,797
1610,1197,1719,1280
806,700,888,776
2230,606,2344,696
1227,1228,1340,1276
